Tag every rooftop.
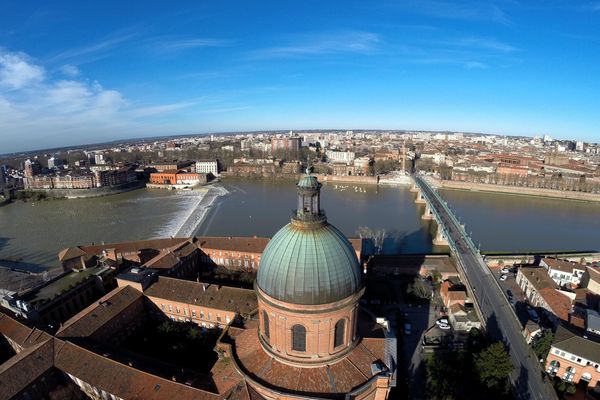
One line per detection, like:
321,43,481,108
197,236,270,254
229,317,387,398
520,266,558,292
144,277,257,316
19,266,110,306
553,325,600,363
56,285,143,339
542,258,585,274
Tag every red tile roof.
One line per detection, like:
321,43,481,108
0,338,55,399
56,285,143,339
229,320,386,396
54,340,229,400
538,288,572,321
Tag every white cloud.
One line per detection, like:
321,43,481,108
152,37,233,52
249,31,381,59
0,51,45,89
0,48,200,152
59,64,80,77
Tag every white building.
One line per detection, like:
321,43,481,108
195,160,219,176
541,258,586,287
326,150,355,164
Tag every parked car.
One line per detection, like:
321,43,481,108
527,308,540,323
404,323,412,335
507,289,513,298
501,267,509,274
438,323,451,330
500,274,508,281
436,318,449,326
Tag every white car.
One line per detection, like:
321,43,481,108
500,274,508,281
436,318,449,326
438,323,451,330
501,267,509,274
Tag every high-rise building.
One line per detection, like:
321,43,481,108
271,136,301,153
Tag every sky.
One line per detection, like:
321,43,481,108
1,0,600,153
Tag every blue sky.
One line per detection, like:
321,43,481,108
1,0,600,152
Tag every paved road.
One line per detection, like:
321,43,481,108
414,175,557,400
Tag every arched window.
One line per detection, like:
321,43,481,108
263,311,270,340
292,324,306,352
334,319,345,348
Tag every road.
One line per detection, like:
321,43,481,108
414,175,557,400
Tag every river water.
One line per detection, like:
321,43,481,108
0,179,598,269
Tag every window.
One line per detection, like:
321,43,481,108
217,315,222,322
292,324,306,352
191,310,196,317
168,305,173,312
200,311,204,319
176,307,180,314
564,366,576,382
334,319,345,348
263,311,270,339
161,304,165,311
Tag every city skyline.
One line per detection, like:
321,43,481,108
2,1,600,153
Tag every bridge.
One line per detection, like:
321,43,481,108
411,174,558,400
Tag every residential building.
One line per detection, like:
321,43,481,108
271,137,301,153
516,266,573,324
546,325,600,393
541,258,586,287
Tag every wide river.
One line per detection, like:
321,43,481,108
0,179,599,269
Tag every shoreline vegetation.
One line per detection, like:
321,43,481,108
431,178,600,204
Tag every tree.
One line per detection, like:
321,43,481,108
474,342,514,392
407,278,431,300
532,330,554,362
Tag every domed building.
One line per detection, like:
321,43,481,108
222,174,395,400
256,174,364,366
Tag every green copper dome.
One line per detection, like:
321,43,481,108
297,174,320,189
256,174,363,305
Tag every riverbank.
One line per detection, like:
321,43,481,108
432,179,600,203
16,180,147,200
222,173,381,185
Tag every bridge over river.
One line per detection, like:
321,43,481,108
412,174,558,400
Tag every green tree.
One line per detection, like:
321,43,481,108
532,330,554,362
474,342,514,392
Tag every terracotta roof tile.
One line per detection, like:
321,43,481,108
56,285,143,339
144,277,257,316
197,237,270,254
54,340,222,399
539,288,572,321
0,338,55,399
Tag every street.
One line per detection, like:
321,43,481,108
414,176,558,400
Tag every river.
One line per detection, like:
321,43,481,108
0,179,598,269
